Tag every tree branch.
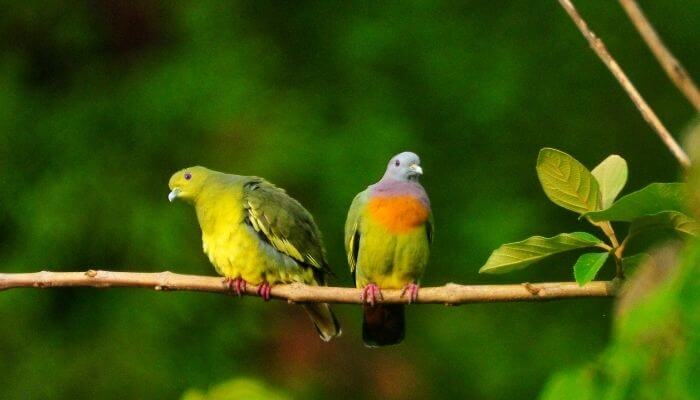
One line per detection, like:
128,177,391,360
0,270,617,304
557,0,691,169
619,0,700,111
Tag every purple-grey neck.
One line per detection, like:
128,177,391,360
369,177,431,208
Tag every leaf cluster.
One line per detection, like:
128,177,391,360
479,148,697,285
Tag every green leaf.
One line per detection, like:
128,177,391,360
479,232,604,274
591,155,627,209
585,183,686,222
536,148,601,214
627,211,699,241
574,252,610,286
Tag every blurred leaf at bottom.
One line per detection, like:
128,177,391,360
182,377,290,400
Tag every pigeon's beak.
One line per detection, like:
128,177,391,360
168,188,181,202
409,164,423,175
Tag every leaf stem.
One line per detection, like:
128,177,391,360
588,218,625,278
600,222,627,279
616,236,629,258
599,221,620,248
613,252,624,279
595,242,613,252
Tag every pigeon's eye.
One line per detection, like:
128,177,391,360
184,172,192,180
395,160,400,167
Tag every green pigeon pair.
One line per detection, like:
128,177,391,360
168,152,432,346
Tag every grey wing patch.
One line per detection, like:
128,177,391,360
427,220,433,245
347,221,360,272
350,228,360,285
344,191,367,275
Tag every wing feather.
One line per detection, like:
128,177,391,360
243,179,330,278
427,211,434,245
344,191,368,275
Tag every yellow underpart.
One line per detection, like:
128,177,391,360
354,207,430,290
195,184,315,285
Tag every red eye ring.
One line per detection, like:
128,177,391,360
184,172,192,180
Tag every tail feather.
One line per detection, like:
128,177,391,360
303,303,342,342
362,304,405,347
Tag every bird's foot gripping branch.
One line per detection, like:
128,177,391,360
479,148,697,285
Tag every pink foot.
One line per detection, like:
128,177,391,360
401,283,420,304
256,281,272,301
224,277,248,297
360,283,383,306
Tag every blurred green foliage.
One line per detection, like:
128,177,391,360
182,377,289,400
540,240,700,399
540,110,700,400
481,147,696,286
0,1,697,399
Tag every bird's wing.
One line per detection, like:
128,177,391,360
427,210,434,245
243,178,331,280
345,190,368,279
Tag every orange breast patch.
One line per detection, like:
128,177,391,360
368,195,429,233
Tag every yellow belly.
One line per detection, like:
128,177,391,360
203,225,262,283
203,225,315,285
355,223,430,289
195,189,316,285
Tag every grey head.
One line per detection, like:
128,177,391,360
382,151,423,182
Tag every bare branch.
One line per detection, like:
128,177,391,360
619,0,700,111
0,270,617,304
557,0,691,169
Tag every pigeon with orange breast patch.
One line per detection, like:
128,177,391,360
345,152,433,347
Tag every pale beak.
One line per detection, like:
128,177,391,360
168,188,181,202
409,164,423,175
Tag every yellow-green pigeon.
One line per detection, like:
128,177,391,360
345,152,432,347
168,166,341,341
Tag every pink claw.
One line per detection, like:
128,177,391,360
235,278,247,296
256,281,271,301
224,277,247,297
360,283,383,306
401,283,420,304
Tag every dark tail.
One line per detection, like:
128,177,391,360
303,303,342,342
362,304,405,347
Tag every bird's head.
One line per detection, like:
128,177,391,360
383,151,423,182
168,166,211,203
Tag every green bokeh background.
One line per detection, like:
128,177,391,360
0,1,697,399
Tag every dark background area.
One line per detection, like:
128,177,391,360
0,1,697,399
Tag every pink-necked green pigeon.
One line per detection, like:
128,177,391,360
345,152,433,347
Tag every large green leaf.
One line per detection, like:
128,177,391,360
573,252,610,286
627,211,699,241
591,155,627,209
585,183,686,222
479,232,604,274
536,148,601,214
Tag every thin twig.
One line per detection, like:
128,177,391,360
619,0,700,111
595,220,624,277
557,0,691,169
0,270,618,305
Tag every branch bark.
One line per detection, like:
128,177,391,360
619,0,700,111
558,0,691,169
0,270,617,304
